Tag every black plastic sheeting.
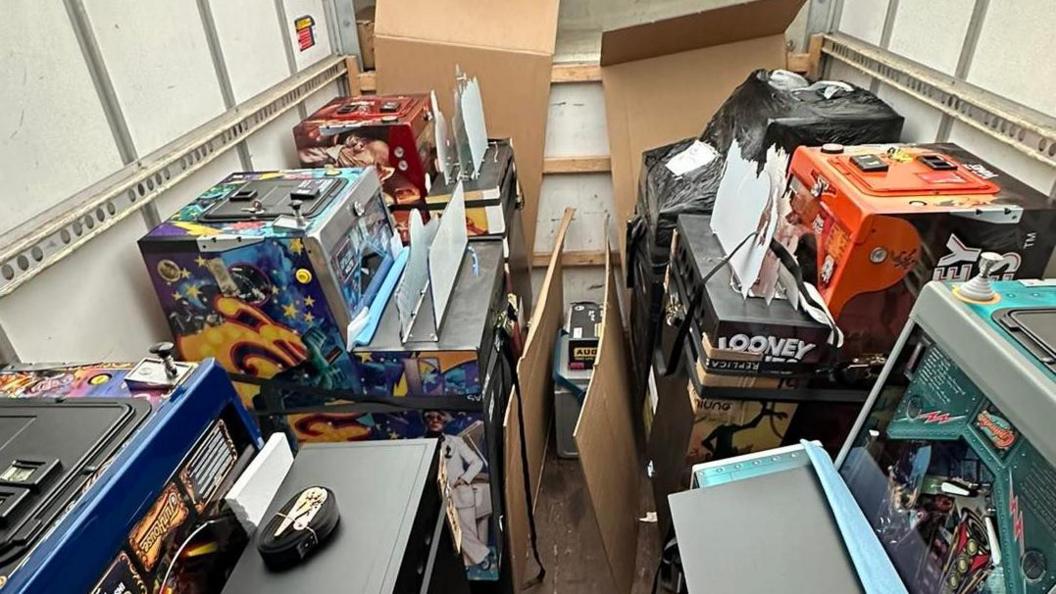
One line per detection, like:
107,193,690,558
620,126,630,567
628,69,904,282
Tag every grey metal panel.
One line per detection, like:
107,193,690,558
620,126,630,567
221,440,437,594
670,466,863,594
305,169,386,332
913,283,1056,464
363,240,504,352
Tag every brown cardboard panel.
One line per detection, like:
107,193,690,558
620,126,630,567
375,37,551,254
599,0,804,66
574,250,640,594
518,208,573,496
505,208,572,591
375,0,558,55
503,390,531,589
602,35,788,255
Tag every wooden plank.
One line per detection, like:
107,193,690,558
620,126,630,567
358,70,377,93
786,51,810,74
551,62,602,83
806,33,824,80
345,57,362,96
574,250,641,593
507,207,574,590
543,156,611,174
532,250,606,268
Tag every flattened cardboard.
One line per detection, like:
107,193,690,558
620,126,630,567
505,208,571,590
600,0,805,66
574,248,640,594
601,0,803,259
374,0,557,55
374,1,558,256
519,208,573,495
503,390,530,589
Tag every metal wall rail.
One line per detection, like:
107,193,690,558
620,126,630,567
822,33,1056,170
0,55,348,298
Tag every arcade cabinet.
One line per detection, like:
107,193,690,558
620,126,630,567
665,267,1056,593
0,346,261,593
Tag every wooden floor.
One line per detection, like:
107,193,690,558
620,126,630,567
524,446,661,593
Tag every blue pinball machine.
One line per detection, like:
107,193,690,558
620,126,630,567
0,345,261,594
665,260,1056,594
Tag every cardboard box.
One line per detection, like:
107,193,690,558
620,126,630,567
355,6,375,70
600,0,806,257
373,0,559,255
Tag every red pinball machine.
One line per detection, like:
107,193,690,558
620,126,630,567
293,94,436,242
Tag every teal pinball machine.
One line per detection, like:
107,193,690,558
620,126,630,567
836,271,1056,594
667,265,1056,594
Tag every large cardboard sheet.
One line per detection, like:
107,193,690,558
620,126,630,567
375,0,557,255
573,248,641,594
599,0,805,261
519,207,573,495
505,207,572,590
602,35,787,259
503,391,531,589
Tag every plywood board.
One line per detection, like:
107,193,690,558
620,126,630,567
503,390,532,590
506,207,573,590
573,248,640,594
520,208,574,494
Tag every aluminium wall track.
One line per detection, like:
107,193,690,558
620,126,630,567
0,56,348,298
822,33,1056,170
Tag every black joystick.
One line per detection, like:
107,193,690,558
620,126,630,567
150,341,178,379
290,199,306,226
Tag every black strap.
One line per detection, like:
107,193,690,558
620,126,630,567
498,313,547,588
766,239,842,372
254,380,481,415
625,217,645,289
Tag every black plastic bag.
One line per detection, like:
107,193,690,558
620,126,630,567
630,69,904,283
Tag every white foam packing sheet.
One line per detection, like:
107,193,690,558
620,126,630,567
397,210,434,341
224,433,294,534
431,90,454,185
460,76,489,178
429,181,469,330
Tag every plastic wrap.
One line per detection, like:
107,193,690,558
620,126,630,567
630,69,904,281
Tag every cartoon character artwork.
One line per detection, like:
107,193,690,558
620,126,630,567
0,363,169,405
352,351,483,398
293,95,436,243
684,382,797,465
427,411,498,580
